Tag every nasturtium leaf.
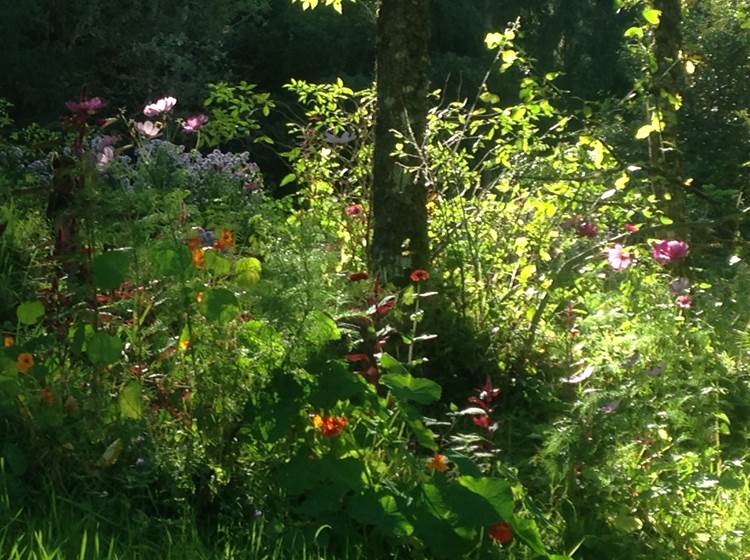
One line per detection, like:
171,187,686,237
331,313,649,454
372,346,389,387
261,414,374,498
235,257,262,287
510,515,552,556
93,251,130,291
17,301,44,325
204,250,231,276
457,476,514,520
153,246,192,278
406,415,438,451
411,509,475,559
348,492,414,538
381,372,441,404
87,332,123,366
200,288,239,323
422,481,497,527
119,381,142,419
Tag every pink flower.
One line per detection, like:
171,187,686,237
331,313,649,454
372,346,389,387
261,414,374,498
96,146,114,170
576,222,598,238
345,204,363,216
143,96,177,117
675,294,693,309
625,223,639,233
182,114,209,133
134,121,162,138
65,97,105,115
607,244,632,271
651,240,689,265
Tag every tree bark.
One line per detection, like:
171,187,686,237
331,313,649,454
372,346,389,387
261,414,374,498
651,0,687,235
370,0,430,284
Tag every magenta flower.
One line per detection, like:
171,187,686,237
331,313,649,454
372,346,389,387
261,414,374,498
651,240,689,265
607,244,632,271
675,294,693,309
143,96,177,117
182,114,209,133
345,204,364,216
576,222,598,238
65,97,105,115
134,121,162,138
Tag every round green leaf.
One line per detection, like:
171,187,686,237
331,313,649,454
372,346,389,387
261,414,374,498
93,251,130,291
87,332,123,366
17,301,45,325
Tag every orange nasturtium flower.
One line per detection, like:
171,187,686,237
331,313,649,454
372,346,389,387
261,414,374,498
191,248,205,268
187,235,201,252
16,352,34,373
3,336,14,347
312,414,347,437
196,291,205,304
214,229,235,250
426,453,449,472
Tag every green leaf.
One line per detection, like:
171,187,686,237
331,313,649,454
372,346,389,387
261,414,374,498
86,332,123,366
422,480,497,527
457,476,514,520
624,26,645,39
381,372,441,404
93,251,130,291
200,288,239,323
635,124,654,139
303,311,340,345
204,251,231,276
17,301,45,325
153,246,193,278
642,7,662,25
280,173,297,187
235,257,262,288
119,381,142,419
348,492,414,538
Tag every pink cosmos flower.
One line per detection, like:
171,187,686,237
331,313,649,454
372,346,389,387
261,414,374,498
675,294,693,309
65,97,105,115
143,96,177,117
345,204,364,216
134,121,162,138
607,244,632,271
182,114,209,133
651,240,689,265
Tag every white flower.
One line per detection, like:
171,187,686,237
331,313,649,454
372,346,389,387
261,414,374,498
143,96,177,117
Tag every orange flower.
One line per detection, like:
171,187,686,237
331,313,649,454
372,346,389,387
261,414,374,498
179,338,191,351
3,336,13,347
312,414,347,437
488,521,513,544
187,236,201,251
16,352,34,373
214,229,235,250
191,248,205,268
409,269,430,282
196,291,205,304
426,453,449,472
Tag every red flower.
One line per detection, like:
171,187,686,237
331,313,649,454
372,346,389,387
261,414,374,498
345,204,363,216
488,521,513,544
375,295,397,315
344,353,370,363
349,272,369,282
473,414,490,429
312,414,347,437
409,269,430,282
625,223,639,233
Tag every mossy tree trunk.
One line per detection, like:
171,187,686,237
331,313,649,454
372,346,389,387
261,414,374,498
651,0,687,235
370,0,430,284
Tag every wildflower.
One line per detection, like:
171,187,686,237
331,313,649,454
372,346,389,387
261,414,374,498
675,294,693,309
196,291,205,304
182,114,209,133
143,96,177,117
3,336,13,347
349,272,369,282
488,521,513,544
65,97,105,115
191,248,205,268
345,204,363,216
16,352,34,373
409,269,430,283
607,244,632,271
576,222,598,238
651,239,689,265
96,146,114,170
625,223,639,233
134,121,162,138
312,414,347,437
426,453,449,472
213,229,235,250
669,277,690,293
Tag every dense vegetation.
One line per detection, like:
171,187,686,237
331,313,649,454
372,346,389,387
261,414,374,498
1,1,749,558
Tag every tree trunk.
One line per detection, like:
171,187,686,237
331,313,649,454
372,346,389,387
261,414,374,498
651,0,687,235
370,0,430,284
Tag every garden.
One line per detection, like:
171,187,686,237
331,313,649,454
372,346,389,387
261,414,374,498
1,1,749,558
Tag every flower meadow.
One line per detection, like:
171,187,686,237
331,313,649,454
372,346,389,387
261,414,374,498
2,30,750,560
